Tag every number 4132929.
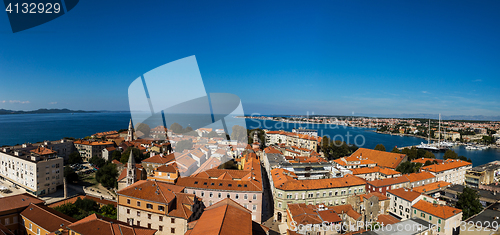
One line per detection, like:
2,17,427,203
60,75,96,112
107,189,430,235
6,3,61,14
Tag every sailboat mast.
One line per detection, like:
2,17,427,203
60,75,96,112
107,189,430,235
428,119,430,144
438,113,441,147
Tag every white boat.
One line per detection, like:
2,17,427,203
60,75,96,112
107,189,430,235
466,146,477,150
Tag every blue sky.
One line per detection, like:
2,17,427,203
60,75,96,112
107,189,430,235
0,0,499,116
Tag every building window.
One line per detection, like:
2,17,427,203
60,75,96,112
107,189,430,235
414,210,416,214
137,221,140,226
438,219,441,224
137,211,141,216
148,223,151,229
421,213,424,218
29,223,32,230
146,203,153,209
127,209,130,214
159,226,163,231
253,205,257,211
429,215,432,220
171,228,175,233
244,194,248,200
158,206,165,211
236,194,239,199
253,194,256,200
159,216,163,221
148,214,151,219
209,192,213,198
37,228,40,235
218,193,221,198
137,201,141,207
171,218,175,223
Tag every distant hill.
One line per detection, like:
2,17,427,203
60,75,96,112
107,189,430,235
0,109,99,115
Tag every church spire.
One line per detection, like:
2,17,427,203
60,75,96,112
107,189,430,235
126,119,134,142
126,150,136,186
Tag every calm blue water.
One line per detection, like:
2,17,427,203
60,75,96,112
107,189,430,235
0,113,498,166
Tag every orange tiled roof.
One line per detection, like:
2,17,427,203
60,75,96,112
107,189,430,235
359,192,389,202
413,181,451,194
368,176,409,187
350,148,406,169
67,214,156,235
21,204,77,232
386,188,422,202
421,159,472,173
117,180,185,204
142,153,176,164
74,140,114,146
412,200,462,219
0,193,44,212
30,146,56,156
330,205,361,220
404,172,436,183
377,214,400,225
187,198,253,235
264,146,282,154
272,171,366,191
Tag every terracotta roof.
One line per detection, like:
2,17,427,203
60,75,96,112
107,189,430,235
176,157,263,192
412,200,462,219
141,153,176,164
0,193,44,212
287,204,342,225
421,159,472,173
405,172,436,183
67,214,156,235
21,204,77,233
264,146,282,154
377,214,400,225
387,188,422,202
168,193,197,220
155,163,178,173
117,180,185,204
367,176,409,187
359,192,389,202
378,167,401,176
187,198,252,235
30,146,56,155
74,140,114,146
413,181,451,194
272,173,366,191
350,148,406,169
192,157,222,175
330,205,361,220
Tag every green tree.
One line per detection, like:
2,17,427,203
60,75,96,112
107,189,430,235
68,151,82,164
443,149,459,160
111,151,122,161
231,125,247,142
121,147,144,164
64,166,78,183
207,131,219,138
248,129,265,144
424,151,436,159
99,204,117,220
374,144,386,151
89,156,106,168
175,139,193,153
456,187,483,220
424,160,433,166
95,163,118,188
170,123,183,133
391,147,400,153
136,123,151,137
74,198,100,213
396,161,423,174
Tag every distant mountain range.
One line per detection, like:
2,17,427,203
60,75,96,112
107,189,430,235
0,109,99,115
353,113,500,121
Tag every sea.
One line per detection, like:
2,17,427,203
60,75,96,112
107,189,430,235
0,112,498,166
